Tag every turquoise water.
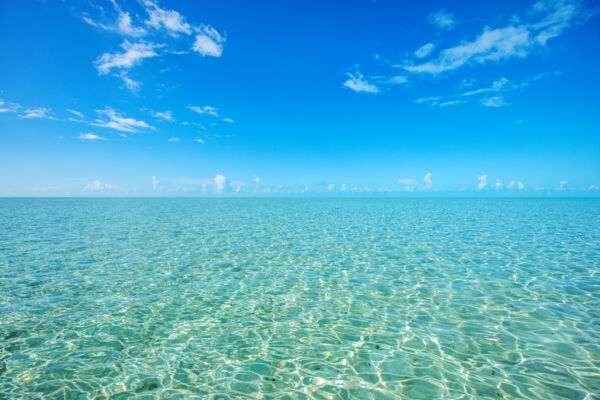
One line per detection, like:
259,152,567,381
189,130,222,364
1,198,599,399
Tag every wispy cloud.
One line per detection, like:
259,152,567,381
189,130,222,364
92,108,154,132
152,175,160,190
342,72,379,93
154,110,174,121
406,1,581,75
168,137,179,142
20,107,54,119
415,43,435,59
0,99,20,113
143,0,192,36
416,72,561,108
78,133,107,140
428,9,456,30
482,95,506,107
94,41,159,75
66,108,84,118
222,118,234,123
194,138,205,143
188,105,219,117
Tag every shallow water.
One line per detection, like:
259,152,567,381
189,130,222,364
1,198,599,399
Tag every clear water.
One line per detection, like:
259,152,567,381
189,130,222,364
1,198,599,399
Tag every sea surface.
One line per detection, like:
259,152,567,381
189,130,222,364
1,198,599,399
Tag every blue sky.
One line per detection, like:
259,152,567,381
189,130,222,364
0,0,599,196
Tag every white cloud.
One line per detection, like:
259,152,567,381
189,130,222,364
83,179,117,191
517,182,525,190
78,133,107,140
0,99,20,113
214,174,227,194
118,72,141,91
66,108,84,118
495,179,503,189
428,9,456,30
194,138,205,143
168,137,179,142
415,43,436,59
152,176,159,190
193,26,225,57
254,177,261,184
424,172,432,190
588,184,600,190
328,184,335,191
507,180,516,189
477,174,487,190
387,75,408,85
117,11,147,36
154,110,174,121
230,180,244,193
341,183,348,191
482,95,507,107
143,0,192,35
20,107,54,119
94,41,158,75
222,118,235,123
398,178,416,185
556,180,568,191
342,72,379,93
407,1,581,75
188,105,219,117
92,108,154,132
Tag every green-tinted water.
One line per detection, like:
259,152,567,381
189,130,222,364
1,198,599,399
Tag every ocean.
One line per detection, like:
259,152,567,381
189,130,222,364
1,198,599,399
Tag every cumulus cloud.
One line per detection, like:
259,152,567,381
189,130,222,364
341,183,348,191
477,174,488,190
507,180,516,189
517,182,525,190
83,179,117,191
328,184,335,191
415,43,436,59
342,72,379,93
406,1,582,75
428,9,456,30
424,172,433,190
214,173,227,194
588,184,600,190
193,26,225,57
92,108,154,132
187,105,219,117
495,179,503,189
78,133,107,140
152,175,159,190
94,41,159,75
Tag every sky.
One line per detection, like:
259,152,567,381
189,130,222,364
0,0,599,196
